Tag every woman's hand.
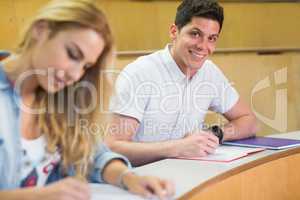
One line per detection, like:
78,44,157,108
122,173,175,200
102,159,175,199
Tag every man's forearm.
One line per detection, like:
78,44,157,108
223,115,259,141
106,139,179,166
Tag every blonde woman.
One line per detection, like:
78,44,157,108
0,0,174,199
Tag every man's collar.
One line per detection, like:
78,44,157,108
161,44,187,83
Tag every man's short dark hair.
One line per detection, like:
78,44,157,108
175,0,224,31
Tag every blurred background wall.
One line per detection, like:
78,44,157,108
0,0,299,135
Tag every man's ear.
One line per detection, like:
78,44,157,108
31,20,50,42
169,24,178,41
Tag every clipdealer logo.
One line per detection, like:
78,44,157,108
251,67,287,132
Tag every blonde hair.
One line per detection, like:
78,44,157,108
18,0,114,179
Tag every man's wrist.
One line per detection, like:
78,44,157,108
166,139,183,158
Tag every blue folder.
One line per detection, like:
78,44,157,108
223,136,300,150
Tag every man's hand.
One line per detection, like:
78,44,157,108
172,130,219,158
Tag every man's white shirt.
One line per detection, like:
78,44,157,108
110,45,239,142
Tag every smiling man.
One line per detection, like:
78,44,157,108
106,0,259,166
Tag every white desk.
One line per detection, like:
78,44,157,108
90,184,146,200
92,131,300,200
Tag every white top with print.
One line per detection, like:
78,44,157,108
20,135,61,187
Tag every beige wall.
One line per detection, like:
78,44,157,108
0,0,300,51
102,1,300,51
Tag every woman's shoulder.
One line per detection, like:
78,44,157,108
0,55,12,91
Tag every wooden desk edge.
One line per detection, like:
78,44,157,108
178,147,300,200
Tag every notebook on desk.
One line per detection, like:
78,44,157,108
178,146,265,162
223,136,300,150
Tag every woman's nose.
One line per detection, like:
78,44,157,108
67,65,84,83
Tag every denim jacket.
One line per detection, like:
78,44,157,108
0,61,131,189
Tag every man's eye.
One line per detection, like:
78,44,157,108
209,36,218,43
190,31,200,37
